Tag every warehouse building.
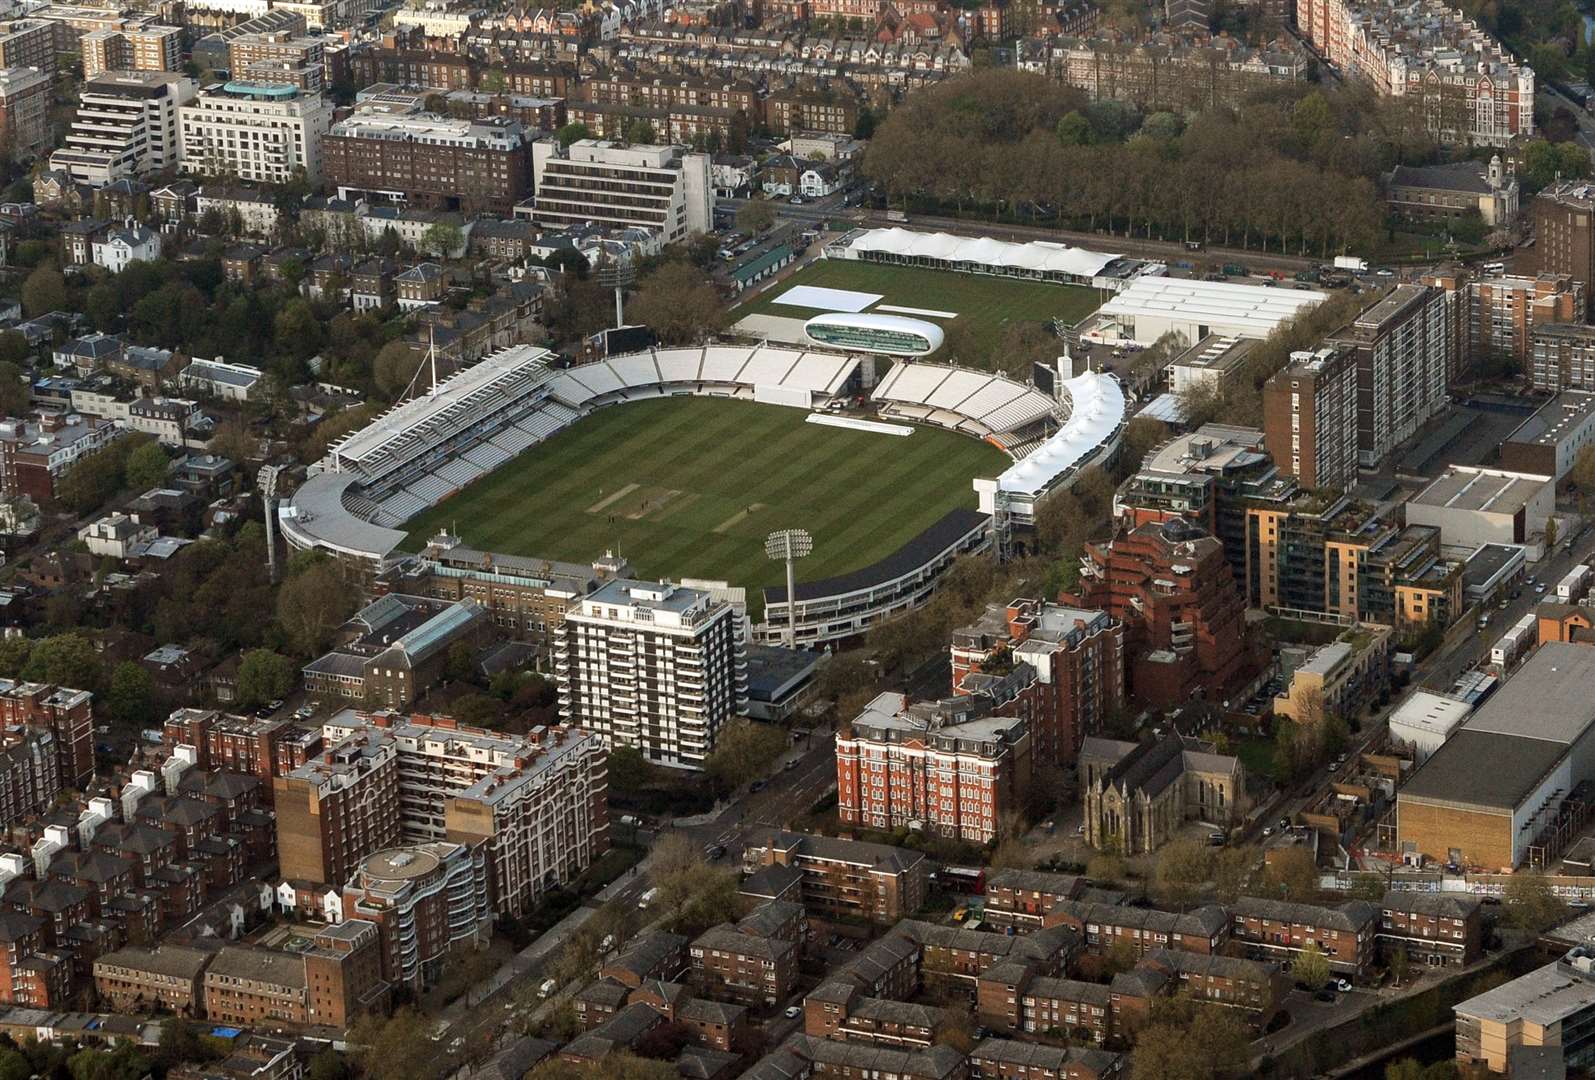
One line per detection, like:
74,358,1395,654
1405,465,1554,553
1500,389,1595,482
1096,278,1326,346
1397,643,1595,870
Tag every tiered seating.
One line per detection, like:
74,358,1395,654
608,353,661,388
342,490,383,522
404,475,456,505
542,401,580,425
436,458,485,486
780,352,853,394
982,392,1060,434
571,361,624,396
518,411,567,440
546,372,598,407
377,489,428,521
925,368,992,411
655,350,704,384
490,427,538,455
1004,436,1047,459
957,379,1029,423
463,443,512,470
700,347,754,383
739,348,802,386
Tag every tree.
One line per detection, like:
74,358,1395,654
106,662,156,727
23,633,103,691
1154,836,1212,911
934,1007,976,1052
123,441,170,492
21,264,65,316
372,340,425,401
1261,845,1320,904
704,719,786,792
348,1010,438,1080
736,199,777,235
209,418,256,465
0,635,29,678
1574,445,1595,509
0,361,27,419
236,649,294,708
1119,416,1169,475
276,560,358,656
0,1048,30,1080
1295,941,1330,990
480,68,507,93
1503,871,1569,932
607,744,652,795
1129,1000,1249,1080
306,1048,349,1080
1385,1061,1424,1080
1546,517,1560,548
421,221,465,259
556,122,592,148
275,299,324,362
1389,945,1410,988
626,262,727,345
1056,111,1090,145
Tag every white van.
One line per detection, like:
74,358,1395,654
538,978,557,999
639,887,659,909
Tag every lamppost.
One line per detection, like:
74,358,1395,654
764,528,813,648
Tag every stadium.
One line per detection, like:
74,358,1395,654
280,342,1126,646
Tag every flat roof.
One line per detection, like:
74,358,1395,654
1400,728,1568,809
1410,466,1550,514
1388,690,1472,738
1506,391,1595,448
1100,277,1326,336
279,472,406,562
1463,543,1527,589
1170,334,1256,374
1457,956,1595,1026
1460,642,1595,745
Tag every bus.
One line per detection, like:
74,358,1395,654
937,866,986,895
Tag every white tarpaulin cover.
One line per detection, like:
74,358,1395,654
997,371,1125,496
850,227,1121,279
772,285,882,312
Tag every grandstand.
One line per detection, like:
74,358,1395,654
870,362,1065,454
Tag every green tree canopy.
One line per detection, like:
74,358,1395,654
236,649,294,708
21,264,66,316
23,633,104,691
106,661,157,727
123,440,170,492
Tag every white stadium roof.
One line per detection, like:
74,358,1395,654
849,227,1121,280
1099,277,1326,337
997,371,1125,498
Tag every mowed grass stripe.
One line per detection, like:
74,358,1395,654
402,398,1005,611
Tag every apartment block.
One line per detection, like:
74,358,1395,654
836,691,1031,845
1229,897,1377,979
529,138,712,242
201,922,386,1028
0,730,60,826
556,578,747,771
1261,346,1359,492
273,735,402,889
1067,518,1247,707
320,710,609,918
163,708,323,803
968,1038,1124,1080
228,30,325,92
81,24,181,78
1455,947,1595,1073
50,72,196,187
0,681,94,787
1044,33,1306,113
0,415,123,508
1529,323,1595,394
743,831,929,924
93,943,214,1013
0,911,70,1006
689,923,798,1006
1326,284,1451,469
982,869,1085,931
1376,891,1482,969
1529,179,1595,321
803,981,942,1046
179,82,334,185
1272,624,1391,723
950,599,1123,766
0,21,55,77
1468,273,1584,376
1043,900,1229,958
1295,0,1531,145
343,841,490,992
0,68,48,159
323,111,533,214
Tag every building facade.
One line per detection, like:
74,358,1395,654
1326,284,1451,469
1080,733,1246,854
179,82,333,184
528,139,712,242
323,112,532,214
1261,346,1359,492
51,72,195,187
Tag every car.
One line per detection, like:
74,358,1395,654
785,1006,802,1018
1279,817,1291,831
784,758,799,770
750,779,767,793
789,196,804,205
1314,989,1337,1003
1208,832,1227,847
704,844,727,861
538,979,557,999
1537,584,1548,594
1336,979,1352,992
1262,827,1273,838
1076,824,1086,836
952,908,969,923
267,700,284,711
1375,268,1395,277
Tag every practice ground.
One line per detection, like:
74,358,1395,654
739,260,1103,355
403,397,1007,612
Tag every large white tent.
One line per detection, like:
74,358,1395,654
846,227,1122,281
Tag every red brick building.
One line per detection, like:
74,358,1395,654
1228,897,1377,980
163,709,322,806
1066,518,1248,707
689,924,798,1006
0,681,95,787
951,599,1123,766
1376,892,1483,969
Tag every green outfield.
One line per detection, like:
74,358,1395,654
739,260,1103,355
402,397,1007,609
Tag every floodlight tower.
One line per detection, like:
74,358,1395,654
764,528,813,648
597,258,636,330
258,465,281,585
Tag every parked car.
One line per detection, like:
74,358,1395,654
538,979,557,999
1336,979,1353,992
1314,989,1337,1003
750,779,767,793
784,1006,802,1018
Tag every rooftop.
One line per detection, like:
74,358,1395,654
1505,391,1595,448
1101,277,1326,336
1457,951,1595,1027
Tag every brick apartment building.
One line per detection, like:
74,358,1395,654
201,922,386,1027
0,68,50,158
0,415,123,507
1066,518,1248,707
690,923,798,1006
1376,892,1483,969
1043,901,1229,958
342,841,491,993
982,868,1085,931
322,112,533,214
0,730,61,825
0,681,95,787
835,690,1031,845
803,982,942,1046
94,943,214,1013
1261,346,1359,492
742,831,929,924
273,736,402,890
949,599,1124,766
1467,273,1584,375
1228,897,1377,978
0,911,70,1006
968,1039,1123,1080
1529,179,1595,321
164,709,323,804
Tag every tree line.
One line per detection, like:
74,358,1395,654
861,71,1471,256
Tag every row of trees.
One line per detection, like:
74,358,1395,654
861,72,1430,254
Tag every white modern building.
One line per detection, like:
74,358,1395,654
50,71,193,187
90,222,161,272
1387,689,1471,763
1098,277,1327,345
178,356,262,401
529,139,712,243
555,578,748,770
179,80,332,184
1406,465,1555,553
